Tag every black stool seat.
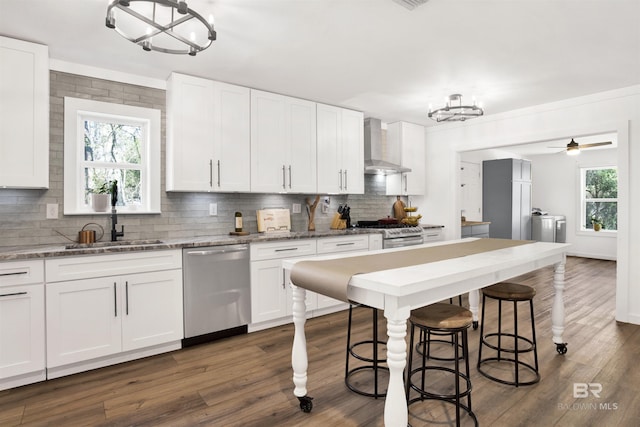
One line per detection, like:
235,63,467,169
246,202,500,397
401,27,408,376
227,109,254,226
406,303,478,427
477,282,540,387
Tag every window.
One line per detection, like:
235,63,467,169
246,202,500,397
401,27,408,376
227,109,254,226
580,166,617,231
64,97,160,214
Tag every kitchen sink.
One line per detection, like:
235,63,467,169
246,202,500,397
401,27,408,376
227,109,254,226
65,239,164,250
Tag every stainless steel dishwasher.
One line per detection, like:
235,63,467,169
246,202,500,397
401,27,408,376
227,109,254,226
182,244,250,346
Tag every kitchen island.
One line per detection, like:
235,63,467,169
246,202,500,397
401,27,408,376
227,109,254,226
283,238,571,426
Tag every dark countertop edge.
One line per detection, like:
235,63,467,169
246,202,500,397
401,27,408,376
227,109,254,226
0,228,384,261
461,221,491,226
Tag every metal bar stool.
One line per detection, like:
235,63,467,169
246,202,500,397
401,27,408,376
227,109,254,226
345,304,388,398
406,303,478,427
477,282,540,386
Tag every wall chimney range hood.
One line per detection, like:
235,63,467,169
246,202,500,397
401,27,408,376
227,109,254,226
364,118,411,175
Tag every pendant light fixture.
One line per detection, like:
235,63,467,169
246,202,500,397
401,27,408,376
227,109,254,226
428,94,484,122
105,0,216,56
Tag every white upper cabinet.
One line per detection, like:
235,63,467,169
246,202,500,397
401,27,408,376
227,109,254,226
0,36,49,188
250,90,317,193
166,73,250,192
385,122,426,195
317,104,364,194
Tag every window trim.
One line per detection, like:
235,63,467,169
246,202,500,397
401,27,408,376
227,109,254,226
578,165,617,233
63,97,161,215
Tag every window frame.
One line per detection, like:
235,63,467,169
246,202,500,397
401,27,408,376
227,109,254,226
578,165,618,233
63,97,161,215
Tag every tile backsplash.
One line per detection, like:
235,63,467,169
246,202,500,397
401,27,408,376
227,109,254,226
0,71,402,248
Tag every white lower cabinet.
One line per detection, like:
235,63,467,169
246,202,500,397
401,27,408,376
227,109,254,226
250,239,316,328
45,250,183,378
249,234,374,331
0,260,46,391
315,235,369,309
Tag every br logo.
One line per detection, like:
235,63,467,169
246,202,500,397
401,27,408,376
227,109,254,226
573,383,602,398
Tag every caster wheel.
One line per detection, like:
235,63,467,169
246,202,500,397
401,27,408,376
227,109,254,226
556,343,568,355
472,321,479,330
298,396,313,413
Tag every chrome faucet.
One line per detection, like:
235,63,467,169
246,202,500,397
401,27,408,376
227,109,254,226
111,208,125,242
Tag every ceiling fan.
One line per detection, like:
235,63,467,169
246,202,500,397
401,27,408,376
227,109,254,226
550,138,613,155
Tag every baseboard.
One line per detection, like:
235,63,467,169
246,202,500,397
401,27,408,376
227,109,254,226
567,252,617,261
46,341,181,380
0,369,46,391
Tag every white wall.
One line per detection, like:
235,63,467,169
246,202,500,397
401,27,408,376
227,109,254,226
528,149,617,260
423,85,640,325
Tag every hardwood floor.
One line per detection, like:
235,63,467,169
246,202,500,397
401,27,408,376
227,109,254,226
2,256,639,426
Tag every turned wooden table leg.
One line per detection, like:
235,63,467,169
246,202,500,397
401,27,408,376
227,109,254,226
292,285,313,411
383,304,410,427
552,260,568,354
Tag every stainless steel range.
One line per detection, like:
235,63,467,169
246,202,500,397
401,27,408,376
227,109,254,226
356,221,424,249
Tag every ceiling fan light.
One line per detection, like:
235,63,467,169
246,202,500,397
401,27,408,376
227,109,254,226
566,146,580,155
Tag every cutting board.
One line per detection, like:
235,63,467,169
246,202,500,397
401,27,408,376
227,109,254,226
256,209,291,233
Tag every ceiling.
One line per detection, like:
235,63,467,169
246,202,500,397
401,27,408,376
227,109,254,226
1,0,639,129
463,132,619,158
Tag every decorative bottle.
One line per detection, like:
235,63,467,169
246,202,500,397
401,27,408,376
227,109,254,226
235,212,243,232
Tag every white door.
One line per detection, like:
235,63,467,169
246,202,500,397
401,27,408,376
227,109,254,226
250,90,288,192
286,97,317,193
341,109,365,194
460,161,482,221
0,284,45,379
121,270,183,351
214,82,250,192
0,36,49,188
46,278,121,367
316,103,342,193
166,73,215,191
250,259,289,323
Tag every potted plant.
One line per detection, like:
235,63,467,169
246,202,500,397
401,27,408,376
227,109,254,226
590,215,603,231
90,181,112,212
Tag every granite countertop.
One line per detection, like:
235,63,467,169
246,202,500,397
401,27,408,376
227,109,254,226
0,228,377,261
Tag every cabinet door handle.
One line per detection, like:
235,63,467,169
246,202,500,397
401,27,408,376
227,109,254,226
114,282,118,317
0,291,27,298
0,271,28,277
282,268,286,289
344,170,348,191
339,169,343,190
217,160,221,187
282,165,286,189
125,281,129,315
209,159,213,187
336,242,355,246
288,165,292,189
404,174,408,193
275,247,298,252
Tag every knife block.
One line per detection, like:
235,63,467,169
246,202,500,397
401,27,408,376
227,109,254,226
330,213,347,230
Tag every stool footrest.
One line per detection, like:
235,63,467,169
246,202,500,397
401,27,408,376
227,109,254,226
480,332,536,354
345,365,389,398
477,357,540,386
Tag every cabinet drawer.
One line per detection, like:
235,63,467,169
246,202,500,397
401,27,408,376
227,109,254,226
45,250,182,283
423,230,444,242
472,224,489,235
0,260,44,287
316,235,369,254
250,239,316,261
